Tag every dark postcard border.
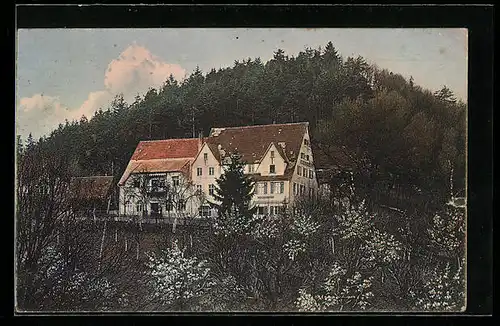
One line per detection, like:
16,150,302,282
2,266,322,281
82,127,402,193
14,4,494,29
9,4,494,320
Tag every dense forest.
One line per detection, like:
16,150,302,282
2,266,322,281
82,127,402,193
17,41,466,211
15,42,467,312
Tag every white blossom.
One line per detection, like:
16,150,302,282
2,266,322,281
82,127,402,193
146,240,215,308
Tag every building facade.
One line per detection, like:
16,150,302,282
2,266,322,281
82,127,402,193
118,122,318,218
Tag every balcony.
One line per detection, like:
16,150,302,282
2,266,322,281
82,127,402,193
146,186,168,195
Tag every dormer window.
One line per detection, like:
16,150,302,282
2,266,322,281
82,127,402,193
270,165,276,174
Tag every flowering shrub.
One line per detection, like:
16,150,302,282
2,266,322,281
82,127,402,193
33,246,117,311
296,261,374,311
197,274,247,311
292,214,321,238
283,239,307,261
211,206,261,237
146,240,215,310
250,215,281,240
410,259,465,311
361,228,403,265
336,200,373,241
428,206,465,258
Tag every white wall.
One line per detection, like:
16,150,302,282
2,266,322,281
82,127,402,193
256,143,287,176
289,128,319,204
118,171,200,217
191,143,221,205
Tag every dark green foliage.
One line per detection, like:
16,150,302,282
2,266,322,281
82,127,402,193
209,153,257,234
17,42,465,215
211,153,256,216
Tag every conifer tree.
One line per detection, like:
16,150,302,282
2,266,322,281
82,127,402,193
209,153,257,236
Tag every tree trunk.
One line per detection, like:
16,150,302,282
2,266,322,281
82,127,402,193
98,221,107,272
172,215,177,234
136,241,140,260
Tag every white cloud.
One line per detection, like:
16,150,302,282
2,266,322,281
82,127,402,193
104,43,186,102
17,44,186,139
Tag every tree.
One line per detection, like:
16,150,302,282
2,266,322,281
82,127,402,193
296,261,375,311
434,85,457,105
146,240,214,310
209,152,257,236
16,138,72,310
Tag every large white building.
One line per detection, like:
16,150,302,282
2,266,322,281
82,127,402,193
118,122,318,218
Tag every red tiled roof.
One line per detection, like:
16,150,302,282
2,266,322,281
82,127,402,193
206,122,308,164
70,176,114,201
131,138,202,160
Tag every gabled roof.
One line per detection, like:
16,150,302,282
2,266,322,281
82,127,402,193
131,138,202,160
119,138,202,186
118,159,191,186
70,176,114,201
206,122,308,164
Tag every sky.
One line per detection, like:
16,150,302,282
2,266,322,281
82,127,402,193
16,28,468,140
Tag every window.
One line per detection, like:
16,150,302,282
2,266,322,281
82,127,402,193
271,150,275,158
136,203,143,214
297,166,301,176
150,203,161,215
209,184,215,196
300,184,305,195
270,165,275,174
172,176,179,187
133,179,140,188
306,154,310,161
263,182,268,194
280,181,284,194
199,205,211,217
165,200,173,211
209,167,215,176
151,179,159,188
304,138,309,146
254,183,259,195
293,183,297,195
270,182,276,194
309,170,314,179
248,164,255,173
197,167,202,176
203,153,208,161
257,206,267,215
309,188,313,198
301,153,305,159
125,201,132,214
177,199,185,211
196,184,202,193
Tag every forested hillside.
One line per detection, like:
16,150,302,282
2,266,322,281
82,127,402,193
15,41,468,312
17,41,466,212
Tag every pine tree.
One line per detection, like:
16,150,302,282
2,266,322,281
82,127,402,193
209,153,257,236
